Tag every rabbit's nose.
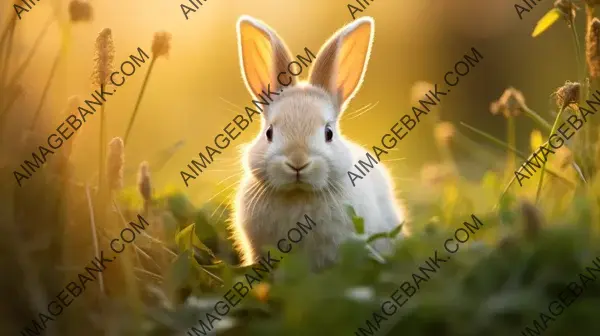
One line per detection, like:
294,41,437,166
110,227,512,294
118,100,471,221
285,162,310,172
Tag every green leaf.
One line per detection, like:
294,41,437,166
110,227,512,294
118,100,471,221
174,223,195,251
366,232,389,244
352,215,365,235
193,211,218,243
170,250,192,289
345,204,357,218
167,192,195,224
532,8,562,38
388,222,405,238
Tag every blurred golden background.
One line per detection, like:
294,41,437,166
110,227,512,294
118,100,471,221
0,0,582,203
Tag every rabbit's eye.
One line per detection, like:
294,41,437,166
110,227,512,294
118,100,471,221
325,124,333,142
266,125,273,142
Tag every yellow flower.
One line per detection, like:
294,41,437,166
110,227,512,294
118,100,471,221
530,129,543,152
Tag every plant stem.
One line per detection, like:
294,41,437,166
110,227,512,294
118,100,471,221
506,117,516,174
123,58,156,146
571,22,590,180
460,122,576,187
85,184,105,294
571,24,584,86
522,106,552,131
535,106,566,204
0,17,16,110
99,103,106,191
4,16,54,93
29,50,61,131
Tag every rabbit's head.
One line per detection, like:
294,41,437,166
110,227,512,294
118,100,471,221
236,16,375,192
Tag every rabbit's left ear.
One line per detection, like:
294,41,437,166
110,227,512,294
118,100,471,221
308,17,375,112
237,16,297,105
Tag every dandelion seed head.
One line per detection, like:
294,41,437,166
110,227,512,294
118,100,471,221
554,81,581,109
152,31,172,59
106,137,124,191
93,28,115,87
68,0,93,23
490,87,527,118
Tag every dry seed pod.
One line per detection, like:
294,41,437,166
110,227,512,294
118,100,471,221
152,31,172,59
106,137,124,192
554,81,581,109
69,0,93,23
490,87,527,118
93,28,115,87
587,18,600,79
554,0,577,26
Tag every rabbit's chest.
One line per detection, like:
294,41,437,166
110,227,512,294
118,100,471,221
250,196,355,260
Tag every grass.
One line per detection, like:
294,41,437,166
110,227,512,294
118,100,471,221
2,1,600,336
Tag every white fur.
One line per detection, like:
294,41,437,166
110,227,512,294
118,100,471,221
231,16,407,269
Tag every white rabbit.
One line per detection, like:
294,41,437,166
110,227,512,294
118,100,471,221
231,15,408,269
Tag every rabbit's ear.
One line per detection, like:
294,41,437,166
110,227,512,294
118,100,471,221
308,17,375,112
237,16,297,102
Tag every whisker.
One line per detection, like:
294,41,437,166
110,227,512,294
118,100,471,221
246,185,266,220
346,101,380,120
219,96,243,110
344,102,373,118
205,180,240,203
382,158,407,162
215,190,236,223
210,189,235,219
214,171,245,186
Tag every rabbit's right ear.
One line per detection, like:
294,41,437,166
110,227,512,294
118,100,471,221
308,17,375,113
236,16,297,103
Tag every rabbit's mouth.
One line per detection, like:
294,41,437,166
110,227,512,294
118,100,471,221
279,181,316,192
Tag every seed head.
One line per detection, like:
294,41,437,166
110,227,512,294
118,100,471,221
69,0,93,23
490,87,527,118
554,81,581,109
587,18,600,79
434,121,455,146
137,161,152,202
410,81,435,107
554,0,577,26
152,31,172,59
106,137,124,192
93,28,115,87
